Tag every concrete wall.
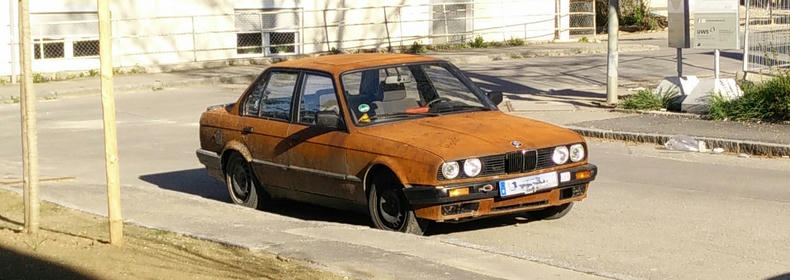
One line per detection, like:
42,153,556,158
1,0,569,76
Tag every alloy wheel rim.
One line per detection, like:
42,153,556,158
378,189,405,229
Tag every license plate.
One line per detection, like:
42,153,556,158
498,172,559,197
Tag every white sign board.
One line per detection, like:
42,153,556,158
692,0,740,49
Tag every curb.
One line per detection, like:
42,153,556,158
34,73,259,100
430,44,659,65
566,125,790,157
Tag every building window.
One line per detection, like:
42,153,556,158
73,40,99,57
235,9,299,56
237,33,263,54
34,40,65,59
31,12,98,60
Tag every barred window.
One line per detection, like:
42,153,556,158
34,40,65,59
73,40,99,57
235,9,299,55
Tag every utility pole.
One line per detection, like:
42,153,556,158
18,0,40,234
606,0,619,104
97,0,123,247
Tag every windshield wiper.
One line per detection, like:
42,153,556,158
369,112,440,121
434,105,489,113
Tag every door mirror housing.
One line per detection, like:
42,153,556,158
486,91,503,106
316,111,344,130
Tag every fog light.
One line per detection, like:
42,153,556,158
575,170,592,180
448,187,470,197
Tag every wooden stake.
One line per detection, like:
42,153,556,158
97,0,123,247
18,0,40,234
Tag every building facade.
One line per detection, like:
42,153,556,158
1,0,576,77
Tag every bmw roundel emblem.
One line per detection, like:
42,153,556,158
511,141,522,148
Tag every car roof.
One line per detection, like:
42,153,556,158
272,53,442,74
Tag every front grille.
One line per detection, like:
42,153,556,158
436,144,580,180
536,147,558,170
491,200,548,212
505,150,537,173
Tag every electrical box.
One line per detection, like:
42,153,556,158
668,0,691,48
692,0,740,49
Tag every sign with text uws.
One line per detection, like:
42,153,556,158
692,0,740,49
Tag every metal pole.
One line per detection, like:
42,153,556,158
555,0,561,40
8,0,18,83
382,6,392,52
677,48,683,77
98,0,123,247
18,0,40,234
191,16,197,62
742,0,750,72
606,0,619,104
592,0,597,41
714,48,720,81
322,9,330,52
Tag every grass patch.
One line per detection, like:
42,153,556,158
404,41,428,54
708,74,790,122
469,35,487,48
619,88,678,110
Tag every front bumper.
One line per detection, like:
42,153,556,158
404,164,597,222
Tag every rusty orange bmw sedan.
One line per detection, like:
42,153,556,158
197,53,597,235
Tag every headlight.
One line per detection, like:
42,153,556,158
552,146,569,165
463,158,482,177
441,162,460,179
570,144,585,162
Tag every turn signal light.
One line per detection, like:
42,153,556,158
448,187,470,197
575,170,592,180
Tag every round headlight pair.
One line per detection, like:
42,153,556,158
441,158,482,179
552,144,586,165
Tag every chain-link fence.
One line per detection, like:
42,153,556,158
746,0,790,71
3,0,595,75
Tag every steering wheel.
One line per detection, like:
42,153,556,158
425,97,451,107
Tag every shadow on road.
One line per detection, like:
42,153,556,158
426,212,541,236
767,273,790,280
139,169,370,226
141,169,554,235
139,169,230,202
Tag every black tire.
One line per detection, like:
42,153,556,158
368,173,429,235
224,153,266,209
530,202,574,220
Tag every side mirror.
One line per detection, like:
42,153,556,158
486,91,503,106
316,111,343,129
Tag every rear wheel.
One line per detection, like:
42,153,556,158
530,202,574,220
368,173,429,235
225,153,266,209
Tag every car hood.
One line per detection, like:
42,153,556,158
356,111,583,160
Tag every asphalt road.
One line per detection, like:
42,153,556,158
1,81,788,278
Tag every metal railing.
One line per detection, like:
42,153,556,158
745,0,790,71
2,0,595,75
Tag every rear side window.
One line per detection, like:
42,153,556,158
260,71,298,121
298,74,339,125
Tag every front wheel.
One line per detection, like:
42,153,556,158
530,202,574,220
224,153,266,209
368,175,429,235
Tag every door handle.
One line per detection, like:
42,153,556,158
241,126,254,134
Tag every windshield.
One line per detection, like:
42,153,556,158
340,63,492,125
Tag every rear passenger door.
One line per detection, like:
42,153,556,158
240,70,299,189
284,72,356,200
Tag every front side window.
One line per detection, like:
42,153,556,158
259,71,298,121
340,63,491,126
299,74,339,125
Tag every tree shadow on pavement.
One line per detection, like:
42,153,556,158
0,245,97,280
463,71,605,109
139,169,370,227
